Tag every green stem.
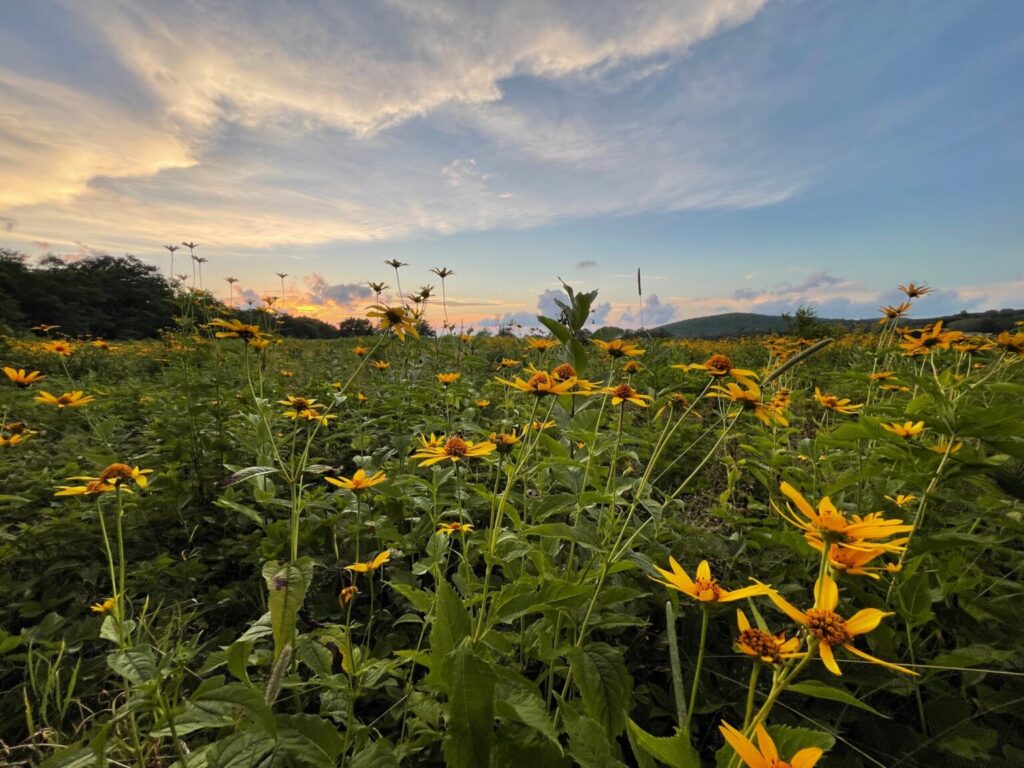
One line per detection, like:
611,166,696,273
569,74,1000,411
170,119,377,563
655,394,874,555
684,607,710,737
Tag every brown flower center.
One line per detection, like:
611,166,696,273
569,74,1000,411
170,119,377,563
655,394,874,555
706,354,733,374
739,628,785,663
527,372,551,391
612,383,635,399
551,363,576,381
805,608,851,645
444,436,469,457
98,463,134,483
693,577,722,601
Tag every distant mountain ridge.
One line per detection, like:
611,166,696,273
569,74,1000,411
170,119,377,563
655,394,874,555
596,308,1023,340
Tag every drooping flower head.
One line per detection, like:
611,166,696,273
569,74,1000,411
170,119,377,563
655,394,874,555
775,482,912,552
3,367,45,388
650,558,770,604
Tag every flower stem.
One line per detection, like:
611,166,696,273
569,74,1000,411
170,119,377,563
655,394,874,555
684,606,710,737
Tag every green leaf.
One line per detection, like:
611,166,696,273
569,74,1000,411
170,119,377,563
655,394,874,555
786,680,887,717
442,645,496,768
350,740,400,768
215,497,264,527
225,640,252,683
106,647,157,685
626,720,700,768
276,713,346,764
563,707,628,768
206,729,276,768
220,466,279,488
496,688,562,751
567,642,632,737
189,677,276,735
429,579,471,680
765,725,835,758
262,558,313,661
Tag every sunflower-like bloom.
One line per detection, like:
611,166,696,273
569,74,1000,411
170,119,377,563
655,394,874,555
437,372,461,386
345,550,391,574
531,420,556,431
279,395,322,412
592,338,645,358
526,338,560,351
735,610,803,665
992,331,1024,355
352,345,369,357
437,522,475,535
884,493,917,508
867,370,895,380
813,542,896,579
0,434,27,447
650,558,771,604
761,574,916,676
496,357,521,369
898,322,963,355
475,399,490,408
411,434,496,466
775,482,912,552
90,597,117,614
673,354,758,386
92,340,110,350
880,420,926,439
45,340,74,356
372,360,391,371
898,282,932,298
55,479,122,496
35,390,95,408
551,362,599,391
3,367,45,388
496,368,577,397
490,426,528,454
295,409,336,426
878,301,913,323
813,388,863,415
366,304,419,340
208,318,266,345
708,382,788,427
600,382,654,408
719,721,823,768
326,468,387,492
97,463,153,488
622,360,642,375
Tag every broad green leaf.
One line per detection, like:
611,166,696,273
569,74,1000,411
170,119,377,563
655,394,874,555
567,642,632,737
442,645,496,768
262,558,313,661
276,713,346,764
626,720,700,768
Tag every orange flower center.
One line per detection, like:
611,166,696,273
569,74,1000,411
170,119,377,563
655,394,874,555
739,628,785,663
444,436,469,457
693,577,722,601
551,363,576,381
805,608,851,645
527,372,551,390
612,383,635,399
706,354,733,374
98,463,134,483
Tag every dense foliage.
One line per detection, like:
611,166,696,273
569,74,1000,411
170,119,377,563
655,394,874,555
1,282,1023,767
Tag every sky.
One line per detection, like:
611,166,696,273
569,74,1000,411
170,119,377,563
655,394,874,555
1,0,1022,331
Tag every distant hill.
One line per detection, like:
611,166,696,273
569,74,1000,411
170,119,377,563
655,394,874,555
593,308,1024,340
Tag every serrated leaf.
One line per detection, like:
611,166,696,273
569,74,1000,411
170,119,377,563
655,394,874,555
626,720,700,768
262,558,313,661
567,642,632,737
276,713,346,764
442,645,495,768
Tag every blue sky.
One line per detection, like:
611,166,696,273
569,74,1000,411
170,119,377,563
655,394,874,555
1,0,1021,329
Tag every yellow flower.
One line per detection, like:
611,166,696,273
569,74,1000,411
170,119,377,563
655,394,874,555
898,282,932,298
437,522,475,535
898,322,963,355
366,304,419,340
279,395,322,411
35,390,95,408
356,392,368,402
345,550,391,574
734,610,803,665
352,346,369,357
674,354,758,386
622,360,642,374
339,586,359,606
496,368,577,397
992,331,1024,355
650,558,770,604
208,318,266,344
490,426,528,454
3,367,45,388
411,434,497,466
867,370,896,380
880,420,926,439
884,494,917,507
496,358,521,369
91,340,110,350
814,542,895,579
761,574,916,676
55,479,121,496
437,372,461,386
90,597,117,614
775,482,912,552
814,387,863,415
592,338,645,358
45,340,74,356
280,370,294,378
97,463,154,489
708,382,788,427
474,399,490,408
719,721,823,768
600,382,653,408
0,434,27,447
878,302,913,323
326,468,387,492
372,360,391,371
525,338,560,351
531,420,556,431
930,437,962,454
